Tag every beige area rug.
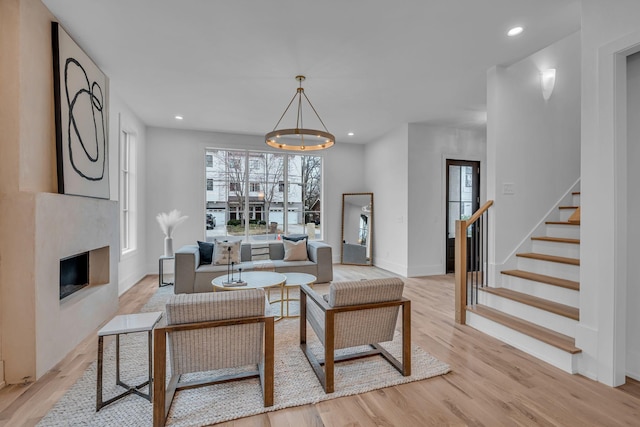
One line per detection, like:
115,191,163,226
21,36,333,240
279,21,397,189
37,286,450,427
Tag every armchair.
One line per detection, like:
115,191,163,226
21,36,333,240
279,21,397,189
299,278,411,393
152,289,274,427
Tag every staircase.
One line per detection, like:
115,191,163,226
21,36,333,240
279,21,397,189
466,192,581,373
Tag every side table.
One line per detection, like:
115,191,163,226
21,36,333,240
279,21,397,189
96,311,163,411
277,272,317,319
159,255,174,287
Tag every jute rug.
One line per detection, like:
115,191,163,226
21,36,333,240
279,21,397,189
37,286,450,427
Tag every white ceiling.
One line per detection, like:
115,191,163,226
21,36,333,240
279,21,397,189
42,0,581,144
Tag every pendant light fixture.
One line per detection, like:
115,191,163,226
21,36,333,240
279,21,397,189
265,75,335,151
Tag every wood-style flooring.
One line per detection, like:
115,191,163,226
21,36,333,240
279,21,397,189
1,265,639,426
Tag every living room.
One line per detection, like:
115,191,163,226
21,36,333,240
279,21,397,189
4,0,640,424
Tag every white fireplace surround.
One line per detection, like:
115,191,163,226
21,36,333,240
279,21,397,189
3,193,119,383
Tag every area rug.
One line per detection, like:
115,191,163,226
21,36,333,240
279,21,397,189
37,286,450,427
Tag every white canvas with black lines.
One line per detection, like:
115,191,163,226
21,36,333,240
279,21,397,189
52,22,109,199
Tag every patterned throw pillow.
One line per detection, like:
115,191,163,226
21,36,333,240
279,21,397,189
251,243,270,261
213,239,241,265
283,238,308,261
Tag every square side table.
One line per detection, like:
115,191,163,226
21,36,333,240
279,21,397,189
96,311,163,411
159,256,174,287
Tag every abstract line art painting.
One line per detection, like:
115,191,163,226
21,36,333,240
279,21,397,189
52,22,109,199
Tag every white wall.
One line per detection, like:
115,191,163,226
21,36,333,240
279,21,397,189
110,91,148,295
487,32,581,267
365,125,409,275
579,0,640,386
145,127,365,272
626,51,640,380
407,124,486,276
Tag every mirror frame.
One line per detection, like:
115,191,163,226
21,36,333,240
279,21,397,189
341,192,374,266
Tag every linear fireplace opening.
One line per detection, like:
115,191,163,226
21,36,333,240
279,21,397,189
60,252,89,299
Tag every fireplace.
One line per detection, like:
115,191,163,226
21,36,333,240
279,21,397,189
60,252,89,299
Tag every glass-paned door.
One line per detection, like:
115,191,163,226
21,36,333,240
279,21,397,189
446,160,480,273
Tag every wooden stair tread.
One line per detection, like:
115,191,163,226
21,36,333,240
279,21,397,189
572,191,581,195
559,206,579,210
480,287,579,320
467,305,582,354
501,269,579,291
545,221,580,226
531,236,580,245
516,252,580,266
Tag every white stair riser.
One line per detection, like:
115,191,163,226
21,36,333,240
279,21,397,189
479,291,577,337
559,209,578,222
545,224,580,239
516,257,579,282
531,240,580,258
500,275,579,308
572,194,581,206
467,311,579,374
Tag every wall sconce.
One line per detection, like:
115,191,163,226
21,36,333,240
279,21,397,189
541,69,556,101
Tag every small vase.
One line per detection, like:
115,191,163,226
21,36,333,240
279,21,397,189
164,236,174,257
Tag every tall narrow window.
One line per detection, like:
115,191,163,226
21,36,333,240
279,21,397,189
120,130,136,253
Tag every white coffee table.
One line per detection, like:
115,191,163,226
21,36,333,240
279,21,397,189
96,311,163,411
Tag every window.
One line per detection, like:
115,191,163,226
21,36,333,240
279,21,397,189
120,130,136,253
206,154,213,168
204,149,322,242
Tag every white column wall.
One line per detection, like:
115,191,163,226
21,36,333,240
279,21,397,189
580,0,640,385
407,124,486,276
487,32,581,267
110,91,148,295
144,127,365,271
364,125,409,276
626,51,640,380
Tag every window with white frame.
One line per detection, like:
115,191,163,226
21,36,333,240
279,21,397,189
204,148,322,242
120,130,136,253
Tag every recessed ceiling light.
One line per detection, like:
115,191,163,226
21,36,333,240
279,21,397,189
175,115,183,120
347,132,354,136
507,26,523,37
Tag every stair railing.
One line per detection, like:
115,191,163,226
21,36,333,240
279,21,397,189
455,200,493,324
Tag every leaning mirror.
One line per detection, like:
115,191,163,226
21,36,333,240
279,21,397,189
341,193,373,265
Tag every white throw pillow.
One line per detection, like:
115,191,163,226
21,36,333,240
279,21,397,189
283,239,308,261
213,239,241,265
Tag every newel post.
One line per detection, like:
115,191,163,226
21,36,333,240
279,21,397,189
454,219,467,325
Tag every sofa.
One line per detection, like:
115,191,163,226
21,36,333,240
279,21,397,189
174,240,333,294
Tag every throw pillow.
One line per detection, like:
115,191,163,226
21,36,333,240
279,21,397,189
251,243,270,261
213,239,241,265
197,241,214,264
282,234,308,242
283,238,308,261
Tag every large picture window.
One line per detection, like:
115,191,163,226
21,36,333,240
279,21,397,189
204,149,323,242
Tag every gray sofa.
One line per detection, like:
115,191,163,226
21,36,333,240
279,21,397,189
174,240,333,294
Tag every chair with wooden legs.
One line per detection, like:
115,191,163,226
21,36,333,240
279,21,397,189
153,289,274,427
299,277,411,393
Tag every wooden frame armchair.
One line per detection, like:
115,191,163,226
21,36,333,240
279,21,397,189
299,278,411,393
153,289,274,427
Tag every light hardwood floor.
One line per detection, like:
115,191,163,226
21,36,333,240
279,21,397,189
2,265,640,426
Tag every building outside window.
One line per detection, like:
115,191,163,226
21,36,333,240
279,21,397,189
204,148,322,242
